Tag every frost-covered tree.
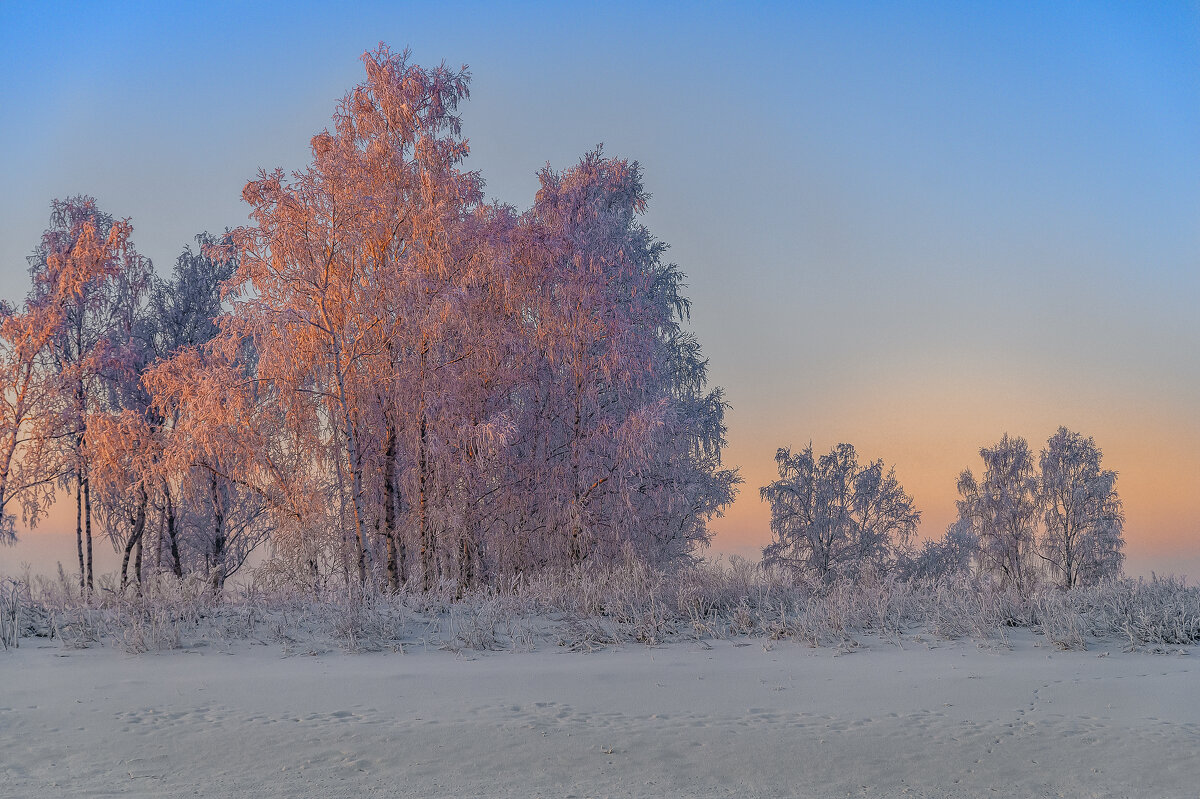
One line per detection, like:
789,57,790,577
88,255,160,592
150,233,237,354
203,49,738,592
0,299,66,544
221,45,481,589
87,409,157,589
145,344,275,592
5,47,739,596
898,518,979,581
149,234,252,586
25,197,151,593
955,434,1041,593
954,429,1125,592
88,233,249,592
512,152,668,566
761,443,919,579
637,324,741,565
501,149,739,574
1038,427,1124,588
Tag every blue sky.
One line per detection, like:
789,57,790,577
2,1,1198,576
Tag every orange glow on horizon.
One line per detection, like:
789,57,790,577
707,366,1200,578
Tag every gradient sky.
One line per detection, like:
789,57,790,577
2,1,1197,579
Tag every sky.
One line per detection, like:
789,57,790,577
1,1,1197,579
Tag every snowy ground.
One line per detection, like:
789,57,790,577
2,632,1197,798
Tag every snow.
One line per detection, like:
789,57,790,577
3,632,1197,798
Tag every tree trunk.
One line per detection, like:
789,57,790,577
75,318,91,597
384,420,399,593
569,362,584,564
1062,500,1077,589
133,533,143,595
133,487,146,595
120,531,136,590
419,409,431,591
418,336,432,592
75,480,84,594
326,326,368,586
163,481,182,578
459,535,474,596
83,475,93,595
210,473,227,595
120,488,148,592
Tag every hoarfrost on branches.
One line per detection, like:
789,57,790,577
1039,427,1124,588
2,46,740,595
761,443,919,580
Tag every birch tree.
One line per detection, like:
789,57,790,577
0,299,66,544
955,434,1041,593
149,235,245,583
145,343,276,592
504,149,737,569
12,47,742,595
1039,427,1124,587
25,197,151,593
898,519,979,580
88,233,243,591
224,45,478,589
87,409,157,589
761,443,919,580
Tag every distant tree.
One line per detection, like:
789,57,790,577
955,434,1041,593
1038,427,1124,588
761,443,919,580
150,233,237,353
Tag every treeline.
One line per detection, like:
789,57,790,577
0,46,740,596
761,429,1126,592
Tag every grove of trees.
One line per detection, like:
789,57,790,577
762,430,1126,590
0,46,740,596
956,428,1124,592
